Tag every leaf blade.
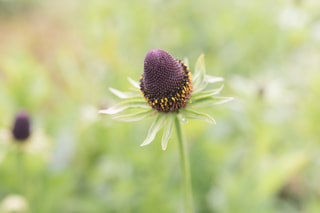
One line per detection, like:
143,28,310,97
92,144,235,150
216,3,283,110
127,77,140,89
99,99,149,115
191,96,234,108
181,109,216,125
205,75,224,83
140,114,167,147
191,84,224,99
109,87,141,99
161,113,174,150
193,54,209,93
112,109,154,122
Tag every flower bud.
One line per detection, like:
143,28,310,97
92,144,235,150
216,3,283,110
12,110,31,141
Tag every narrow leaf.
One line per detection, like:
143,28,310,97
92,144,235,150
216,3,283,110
99,99,149,115
192,84,224,99
161,114,174,150
109,88,141,99
193,54,205,80
127,77,140,89
181,109,216,125
191,96,234,108
140,114,166,147
112,109,154,122
193,54,209,93
205,75,224,83
183,57,189,67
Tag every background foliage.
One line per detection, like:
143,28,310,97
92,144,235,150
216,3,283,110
1,0,320,212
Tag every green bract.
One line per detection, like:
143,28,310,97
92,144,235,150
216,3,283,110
99,55,233,150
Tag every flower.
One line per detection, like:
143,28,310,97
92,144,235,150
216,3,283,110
12,110,31,142
99,49,233,150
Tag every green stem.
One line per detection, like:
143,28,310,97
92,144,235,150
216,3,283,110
175,115,194,213
16,147,26,193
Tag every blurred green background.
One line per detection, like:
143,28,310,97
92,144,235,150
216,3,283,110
1,0,320,212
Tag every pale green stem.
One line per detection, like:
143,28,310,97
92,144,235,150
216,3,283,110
16,147,26,193
175,115,194,213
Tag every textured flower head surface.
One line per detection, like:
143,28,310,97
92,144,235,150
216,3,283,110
100,49,233,150
140,49,192,113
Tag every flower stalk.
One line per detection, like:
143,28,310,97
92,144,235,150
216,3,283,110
175,115,194,213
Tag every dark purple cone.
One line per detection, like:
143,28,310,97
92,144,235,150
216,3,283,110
12,110,31,141
140,49,192,113
143,49,185,96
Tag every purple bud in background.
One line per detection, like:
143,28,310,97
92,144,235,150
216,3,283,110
12,110,31,141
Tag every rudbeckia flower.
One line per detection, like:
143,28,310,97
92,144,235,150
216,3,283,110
100,49,233,150
100,49,233,213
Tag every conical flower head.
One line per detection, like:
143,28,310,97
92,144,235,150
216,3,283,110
12,110,31,141
140,49,192,113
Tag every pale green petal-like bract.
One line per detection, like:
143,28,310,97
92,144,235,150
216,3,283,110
140,114,166,147
181,109,216,125
112,109,154,122
99,99,149,115
161,113,174,150
109,88,141,99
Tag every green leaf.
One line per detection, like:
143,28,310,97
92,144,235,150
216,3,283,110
205,75,224,83
161,113,174,150
112,109,154,122
109,88,141,99
140,114,167,147
183,57,189,67
191,96,234,108
127,77,140,89
181,109,216,125
192,54,206,92
191,84,224,99
99,99,149,115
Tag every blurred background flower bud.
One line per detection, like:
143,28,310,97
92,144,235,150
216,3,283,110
12,110,31,141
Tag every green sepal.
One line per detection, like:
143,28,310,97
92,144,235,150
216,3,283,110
191,84,224,99
161,113,174,150
140,113,166,147
180,109,216,125
109,87,141,99
191,96,234,108
127,77,140,89
192,54,207,93
205,75,224,83
112,109,154,122
99,99,149,115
